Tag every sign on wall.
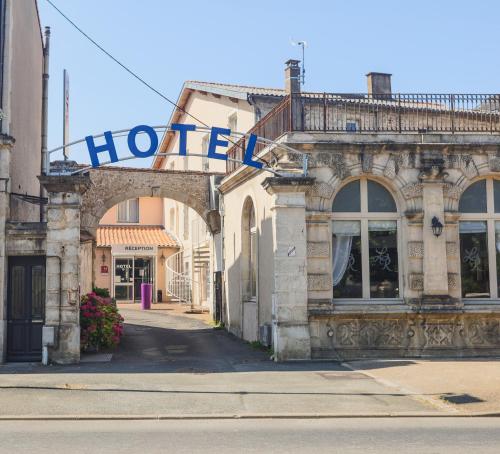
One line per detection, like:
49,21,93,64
112,244,158,255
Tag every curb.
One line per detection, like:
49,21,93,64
0,412,499,421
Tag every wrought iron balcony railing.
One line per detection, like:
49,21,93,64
226,93,500,174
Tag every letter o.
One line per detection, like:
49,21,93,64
127,125,159,158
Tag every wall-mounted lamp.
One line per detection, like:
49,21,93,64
431,216,444,237
160,252,166,264
101,252,106,264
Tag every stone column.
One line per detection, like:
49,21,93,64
0,137,14,363
420,154,449,300
262,176,315,361
39,173,90,364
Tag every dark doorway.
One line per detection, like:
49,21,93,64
7,256,45,361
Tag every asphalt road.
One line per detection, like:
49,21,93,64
0,418,499,453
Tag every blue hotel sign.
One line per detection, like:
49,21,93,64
85,124,263,169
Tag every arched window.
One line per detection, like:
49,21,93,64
332,179,399,299
242,198,257,299
459,178,500,298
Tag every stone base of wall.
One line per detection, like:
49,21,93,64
310,313,500,360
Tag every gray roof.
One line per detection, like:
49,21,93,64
184,81,286,100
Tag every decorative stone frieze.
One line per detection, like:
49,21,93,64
447,273,459,290
422,321,458,347
408,241,424,258
409,273,424,291
443,183,462,200
333,319,405,348
309,182,334,200
307,242,330,258
309,314,500,360
467,319,500,346
489,157,500,172
446,242,458,256
401,183,423,199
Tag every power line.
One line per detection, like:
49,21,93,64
44,0,269,166
44,0,217,132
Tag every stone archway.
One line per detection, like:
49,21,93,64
81,166,224,237
39,162,224,364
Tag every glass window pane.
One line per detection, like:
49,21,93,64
367,181,397,212
369,221,399,298
332,221,362,298
129,199,139,223
31,265,45,319
10,266,25,320
332,181,360,212
117,201,127,222
115,285,133,301
115,258,134,283
494,180,500,213
460,221,489,298
459,180,487,213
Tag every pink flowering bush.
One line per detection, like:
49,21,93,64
80,292,124,351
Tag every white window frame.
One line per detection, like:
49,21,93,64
331,178,403,301
117,199,139,223
460,178,500,300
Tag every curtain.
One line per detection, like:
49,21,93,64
332,235,353,286
331,221,359,287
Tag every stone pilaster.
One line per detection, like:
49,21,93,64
262,176,315,361
419,152,449,300
39,173,90,364
0,136,14,363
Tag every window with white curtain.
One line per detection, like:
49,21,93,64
459,178,500,298
332,179,399,299
117,198,139,223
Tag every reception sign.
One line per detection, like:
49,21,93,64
112,244,158,255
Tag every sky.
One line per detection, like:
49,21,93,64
38,0,500,165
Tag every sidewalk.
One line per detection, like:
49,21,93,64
345,358,500,415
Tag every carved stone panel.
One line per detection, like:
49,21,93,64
446,242,458,257
467,319,500,346
408,241,424,259
334,319,405,349
307,242,330,258
489,157,500,172
422,322,457,347
401,183,423,200
447,273,459,290
409,273,424,291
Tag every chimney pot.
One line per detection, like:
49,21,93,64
366,72,392,98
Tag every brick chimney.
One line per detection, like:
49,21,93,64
366,72,392,98
285,59,301,94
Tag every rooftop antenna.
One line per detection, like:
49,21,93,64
290,38,307,85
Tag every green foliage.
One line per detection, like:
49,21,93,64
80,292,124,352
92,287,110,298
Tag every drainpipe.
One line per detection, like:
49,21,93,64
40,26,50,222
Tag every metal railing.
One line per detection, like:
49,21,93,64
293,93,500,134
225,93,500,174
226,95,291,173
165,250,194,307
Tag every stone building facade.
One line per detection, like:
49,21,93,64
218,64,500,360
0,0,46,362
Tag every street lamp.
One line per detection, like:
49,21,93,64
431,216,443,237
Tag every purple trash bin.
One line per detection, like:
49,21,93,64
140,283,152,310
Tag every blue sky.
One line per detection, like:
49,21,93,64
38,0,500,165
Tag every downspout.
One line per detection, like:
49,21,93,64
40,26,50,222
43,253,61,366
